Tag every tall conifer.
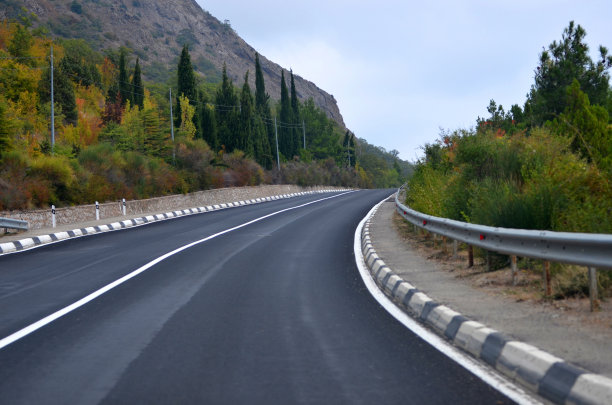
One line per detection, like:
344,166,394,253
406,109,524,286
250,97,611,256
118,48,130,106
131,58,144,109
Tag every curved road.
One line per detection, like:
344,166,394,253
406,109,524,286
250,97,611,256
0,190,514,404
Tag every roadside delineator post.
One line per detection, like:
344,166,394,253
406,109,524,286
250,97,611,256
588,267,600,312
122,198,126,216
95,201,100,221
511,255,518,286
51,205,56,228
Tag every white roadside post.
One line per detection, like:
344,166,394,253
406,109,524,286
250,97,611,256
51,205,56,228
95,201,100,221
122,198,126,216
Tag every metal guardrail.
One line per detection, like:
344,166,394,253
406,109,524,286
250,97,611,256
395,189,612,270
0,217,29,231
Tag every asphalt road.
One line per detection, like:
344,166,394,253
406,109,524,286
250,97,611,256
0,190,514,404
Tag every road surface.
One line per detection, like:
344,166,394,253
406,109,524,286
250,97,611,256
0,190,514,404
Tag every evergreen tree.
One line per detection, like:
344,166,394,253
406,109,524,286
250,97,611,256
0,99,12,158
175,44,197,128
8,24,33,64
118,48,130,106
198,91,218,150
239,72,255,156
290,70,301,151
39,55,77,125
526,21,612,125
215,64,238,151
131,58,144,109
279,70,294,158
254,53,274,165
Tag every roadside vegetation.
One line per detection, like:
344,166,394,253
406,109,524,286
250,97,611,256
0,17,410,210
406,22,612,299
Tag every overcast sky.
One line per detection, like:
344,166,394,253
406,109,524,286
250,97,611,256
195,0,612,162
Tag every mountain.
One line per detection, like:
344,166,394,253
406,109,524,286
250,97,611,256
1,0,345,126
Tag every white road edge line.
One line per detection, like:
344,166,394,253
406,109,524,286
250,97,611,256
354,196,541,405
0,190,356,351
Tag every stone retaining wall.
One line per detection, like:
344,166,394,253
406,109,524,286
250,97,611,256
1,185,340,231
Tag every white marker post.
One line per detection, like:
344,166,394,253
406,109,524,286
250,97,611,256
122,198,126,216
95,201,100,221
51,205,56,228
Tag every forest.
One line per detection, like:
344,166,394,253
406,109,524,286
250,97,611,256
0,18,409,210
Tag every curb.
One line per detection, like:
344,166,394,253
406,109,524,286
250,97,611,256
0,189,345,256
360,204,612,405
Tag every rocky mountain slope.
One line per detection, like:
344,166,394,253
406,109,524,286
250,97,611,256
3,0,344,126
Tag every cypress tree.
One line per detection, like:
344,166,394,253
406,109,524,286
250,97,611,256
118,48,130,106
290,70,301,152
215,64,238,151
176,44,197,128
199,92,218,150
254,53,274,164
239,72,255,156
279,70,293,158
131,58,144,109
39,56,77,125
255,53,269,112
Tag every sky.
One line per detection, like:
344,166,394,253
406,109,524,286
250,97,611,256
195,0,612,162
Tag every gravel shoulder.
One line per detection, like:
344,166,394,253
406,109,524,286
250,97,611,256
369,200,612,378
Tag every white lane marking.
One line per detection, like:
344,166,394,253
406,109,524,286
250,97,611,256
0,191,356,350
354,197,541,405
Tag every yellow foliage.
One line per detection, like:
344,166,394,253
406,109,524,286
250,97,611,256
178,94,195,140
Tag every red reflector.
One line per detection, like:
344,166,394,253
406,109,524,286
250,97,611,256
403,211,407,215
423,220,427,226
480,234,486,240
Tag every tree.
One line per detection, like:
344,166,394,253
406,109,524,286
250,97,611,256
290,70,301,151
131,58,144,109
178,94,196,140
118,48,130,106
551,79,612,168
8,24,33,63
0,98,12,158
175,44,197,128
255,53,274,164
215,64,238,150
526,21,612,125
39,54,78,125
198,91,218,150
279,70,294,158
238,72,255,156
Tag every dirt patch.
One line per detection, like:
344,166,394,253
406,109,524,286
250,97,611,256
391,211,612,334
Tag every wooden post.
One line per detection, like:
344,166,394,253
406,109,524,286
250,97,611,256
588,267,600,312
468,245,474,267
486,251,491,272
544,261,552,297
452,240,458,259
511,255,518,286
442,236,447,254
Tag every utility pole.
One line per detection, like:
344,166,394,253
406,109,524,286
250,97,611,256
169,88,175,163
50,45,55,154
274,116,280,171
302,120,306,149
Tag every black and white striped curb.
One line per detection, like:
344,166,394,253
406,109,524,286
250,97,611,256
360,207,612,405
0,189,346,255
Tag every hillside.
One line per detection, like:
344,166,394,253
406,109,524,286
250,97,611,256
1,0,345,126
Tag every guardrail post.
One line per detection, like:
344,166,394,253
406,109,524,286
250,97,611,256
51,205,56,228
486,251,491,272
95,201,100,221
468,245,474,267
442,236,447,254
511,255,518,286
122,198,126,216
543,261,552,297
452,240,458,259
588,267,600,312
